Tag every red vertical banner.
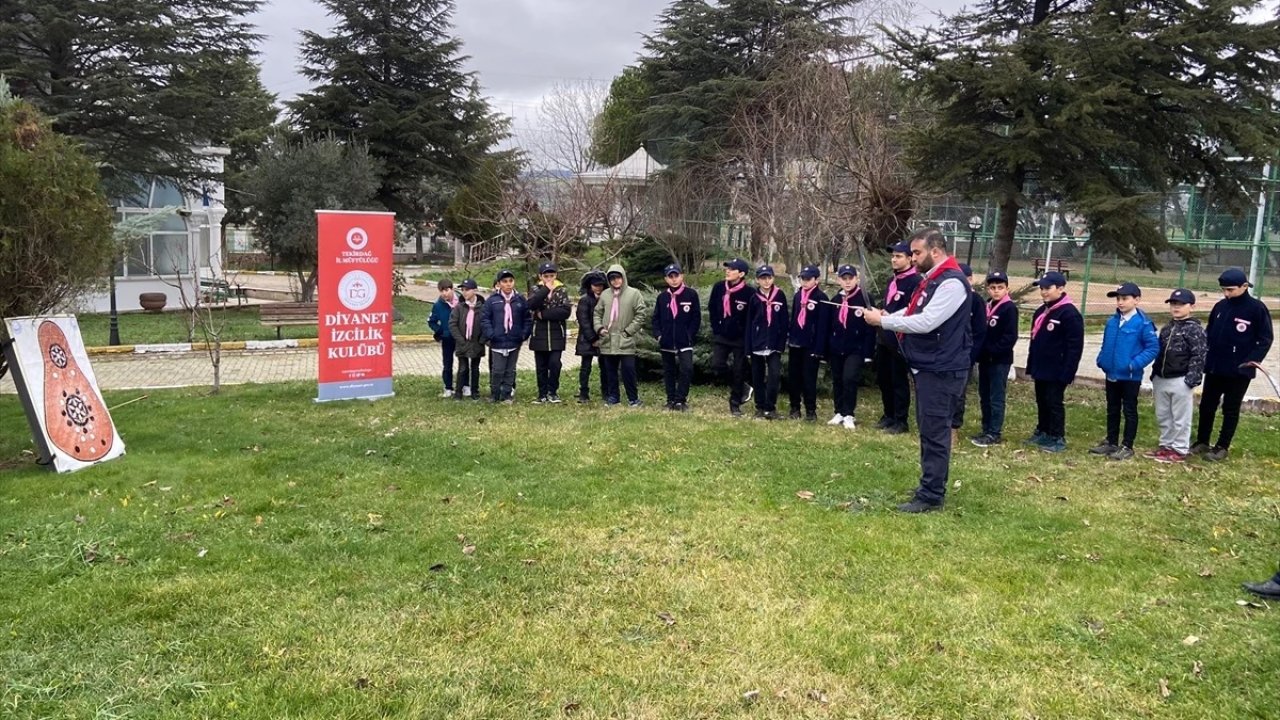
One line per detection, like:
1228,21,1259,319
316,210,396,402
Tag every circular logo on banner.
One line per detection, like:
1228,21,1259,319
346,227,369,251
339,270,377,311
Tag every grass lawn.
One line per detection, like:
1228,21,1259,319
74,296,432,346
2,378,1278,719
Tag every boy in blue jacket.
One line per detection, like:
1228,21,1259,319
1090,282,1159,461
971,271,1019,447
1026,272,1084,453
787,264,829,421
652,263,702,411
826,264,876,430
1194,268,1275,461
745,265,789,419
427,279,458,397
480,269,532,403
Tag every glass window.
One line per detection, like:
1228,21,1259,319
151,180,186,209
151,233,191,275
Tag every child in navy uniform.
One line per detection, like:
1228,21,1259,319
787,264,829,421
950,263,987,440
827,264,876,430
480,269,532,403
448,278,486,400
745,265,789,419
709,258,754,416
1090,282,1159,461
652,263,702,411
1025,272,1084,453
875,242,922,433
971,271,1018,446
427,279,458,397
1194,267,1275,461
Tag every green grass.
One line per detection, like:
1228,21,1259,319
75,297,432,346
2,378,1279,718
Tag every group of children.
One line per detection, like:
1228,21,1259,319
426,256,1272,463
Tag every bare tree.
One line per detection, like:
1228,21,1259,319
530,80,610,175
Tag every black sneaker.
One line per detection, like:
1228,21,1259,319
883,424,908,435
764,411,780,421
875,418,893,429
1189,442,1212,455
577,395,590,404
730,406,744,418
897,499,943,514
533,396,548,404
1107,445,1135,461
628,399,643,408
664,401,675,410
548,394,563,404
1204,445,1229,462
789,409,802,420
1089,440,1119,455
805,412,817,423
754,409,767,420
970,433,996,448
674,402,688,412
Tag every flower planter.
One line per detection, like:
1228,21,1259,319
138,292,167,312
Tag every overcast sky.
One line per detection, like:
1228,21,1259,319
253,1,971,139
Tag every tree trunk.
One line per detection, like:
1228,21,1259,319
992,192,1021,274
415,229,423,263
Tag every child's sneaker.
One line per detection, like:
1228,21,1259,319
1142,446,1168,459
1023,431,1047,446
1204,445,1229,462
548,394,562,404
827,413,845,426
1089,440,1119,455
460,386,471,397
1039,436,1067,453
440,388,454,398
841,416,856,430
1107,445,1134,461
1154,448,1187,464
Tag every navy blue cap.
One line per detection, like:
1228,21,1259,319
459,278,478,290
755,264,775,277
888,242,911,254
538,262,557,274
663,263,682,276
1165,288,1196,305
495,269,515,282
723,258,750,273
985,271,1009,285
1037,271,1067,289
1218,267,1250,287
836,264,858,277
799,265,820,279
1106,282,1141,298
958,263,973,277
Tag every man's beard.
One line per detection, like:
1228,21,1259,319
915,254,934,273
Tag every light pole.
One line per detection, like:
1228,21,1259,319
965,215,983,267
108,207,123,346
1075,235,1093,314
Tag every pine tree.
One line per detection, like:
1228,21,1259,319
887,0,1280,271
0,0,263,196
288,0,509,222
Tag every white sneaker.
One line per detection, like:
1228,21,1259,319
461,386,471,397
841,416,857,430
440,389,454,398
826,413,845,426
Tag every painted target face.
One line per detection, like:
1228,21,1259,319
38,321,115,461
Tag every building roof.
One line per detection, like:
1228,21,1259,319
576,146,666,186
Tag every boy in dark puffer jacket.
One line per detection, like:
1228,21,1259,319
652,263,701,411
527,262,573,404
1147,288,1207,462
574,271,606,403
448,279,486,400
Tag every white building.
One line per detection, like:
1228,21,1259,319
80,146,230,312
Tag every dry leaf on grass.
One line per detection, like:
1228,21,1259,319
428,563,446,572
806,689,829,704
562,701,580,715
1182,635,1200,646
795,490,816,501
1198,568,1214,578
742,690,760,703
354,677,369,690
1193,660,1204,678
657,611,676,626
1159,678,1171,698
462,544,476,556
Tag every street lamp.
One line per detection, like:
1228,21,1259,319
1074,232,1094,314
107,257,121,346
965,215,983,267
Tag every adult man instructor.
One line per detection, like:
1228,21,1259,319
863,228,972,513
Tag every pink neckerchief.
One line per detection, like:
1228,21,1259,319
886,267,918,304
1031,294,1076,339
986,294,1011,321
759,286,779,326
464,299,477,339
609,288,622,327
444,295,458,310
667,284,684,318
501,291,515,332
722,279,747,317
798,286,818,328
838,290,855,328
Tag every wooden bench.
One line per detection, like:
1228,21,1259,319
260,301,318,339
1033,258,1072,280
